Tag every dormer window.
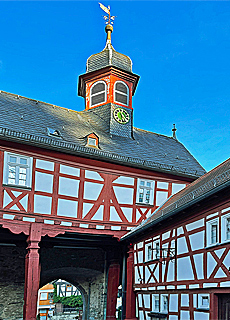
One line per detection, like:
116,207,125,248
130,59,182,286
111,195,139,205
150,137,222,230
88,138,97,146
114,81,129,106
47,128,61,138
90,81,107,107
86,133,99,148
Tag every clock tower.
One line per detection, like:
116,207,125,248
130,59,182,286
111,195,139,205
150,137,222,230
78,19,139,139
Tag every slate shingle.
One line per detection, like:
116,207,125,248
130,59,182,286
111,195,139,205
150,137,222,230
0,91,205,178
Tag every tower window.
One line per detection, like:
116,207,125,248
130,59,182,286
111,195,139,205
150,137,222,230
90,81,107,107
114,81,129,106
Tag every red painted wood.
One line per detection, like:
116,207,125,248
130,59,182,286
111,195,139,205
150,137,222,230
0,140,194,183
77,169,85,219
0,151,4,209
106,260,120,320
23,223,42,320
51,163,60,217
210,293,218,320
125,248,137,320
1,219,30,235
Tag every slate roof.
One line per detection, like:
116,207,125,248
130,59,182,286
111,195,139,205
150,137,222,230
122,157,230,240
86,39,132,73
0,90,205,178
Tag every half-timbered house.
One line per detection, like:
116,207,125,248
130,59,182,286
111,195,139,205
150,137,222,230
0,20,205,320
122,158,230,320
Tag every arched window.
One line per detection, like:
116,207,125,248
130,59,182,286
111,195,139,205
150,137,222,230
114,81,129,106
90,81,107,107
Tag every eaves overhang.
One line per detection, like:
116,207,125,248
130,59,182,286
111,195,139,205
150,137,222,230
78,66,140,98
121,169,230,242
0,126,202,179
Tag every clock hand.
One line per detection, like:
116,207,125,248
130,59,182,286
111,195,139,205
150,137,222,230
121,112,126,122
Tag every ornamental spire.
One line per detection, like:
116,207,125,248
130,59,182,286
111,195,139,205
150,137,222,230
99,2,116,43
172,124,177,140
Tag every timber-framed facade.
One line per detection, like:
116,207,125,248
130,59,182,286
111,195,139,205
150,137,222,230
0,13,208,320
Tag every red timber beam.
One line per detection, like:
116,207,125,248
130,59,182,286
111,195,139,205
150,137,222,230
125,247,137,320
0,220,66,320
106,260,120,320
23,223,42,320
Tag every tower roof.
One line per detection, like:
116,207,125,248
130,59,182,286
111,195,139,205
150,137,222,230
86,24,132,73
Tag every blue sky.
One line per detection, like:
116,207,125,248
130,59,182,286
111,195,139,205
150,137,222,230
0,1,230,172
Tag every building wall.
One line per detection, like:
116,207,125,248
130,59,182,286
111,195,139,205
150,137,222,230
0,148,188,233
0,246,26,320
134,201,230,320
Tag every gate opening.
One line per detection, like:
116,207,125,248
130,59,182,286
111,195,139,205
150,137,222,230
37,279,84,320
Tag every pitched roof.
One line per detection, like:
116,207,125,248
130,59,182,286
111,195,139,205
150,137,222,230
0,90,205,178
122,157,230,240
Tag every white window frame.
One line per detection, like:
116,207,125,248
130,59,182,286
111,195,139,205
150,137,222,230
90,81,107,108
206,218,219,247
221,213,230,243
197,294,209,309
114,81,129,106
161,294,168,313
136,179,154,205
3,152,33,188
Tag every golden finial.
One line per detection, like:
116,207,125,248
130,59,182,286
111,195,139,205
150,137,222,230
99,3,116,42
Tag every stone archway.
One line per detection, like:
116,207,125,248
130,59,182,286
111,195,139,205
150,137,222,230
40,267,106,320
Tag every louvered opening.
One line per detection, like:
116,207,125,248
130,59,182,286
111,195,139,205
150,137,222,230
90,81,107,107
114,81,129,106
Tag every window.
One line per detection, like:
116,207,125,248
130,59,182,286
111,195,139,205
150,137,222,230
221,214,230,242
147,245,152,261
154,241,160,260
88,138,97,146
114,81,129,106
3,152,33,188
211,224,218,244
153,295,160,312
207,218,219,246
40,292,47,300
226,218,230,240
137,179,154,205
47,127,62,138
198,294,209,309
161,295,168,313
90,81,107,107
86,133,99,148
48,292,54,300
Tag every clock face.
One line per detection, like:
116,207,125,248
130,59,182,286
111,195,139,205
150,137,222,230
113,108,130,124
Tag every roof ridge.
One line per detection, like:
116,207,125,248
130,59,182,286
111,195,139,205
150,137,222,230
0,90,82,115
134,127,177,139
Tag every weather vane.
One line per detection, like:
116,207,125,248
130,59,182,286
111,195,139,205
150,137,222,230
99,3,116,25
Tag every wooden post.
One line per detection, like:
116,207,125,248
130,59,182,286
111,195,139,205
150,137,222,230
125,247,137,320
23,223,42,320
106,260,120,320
